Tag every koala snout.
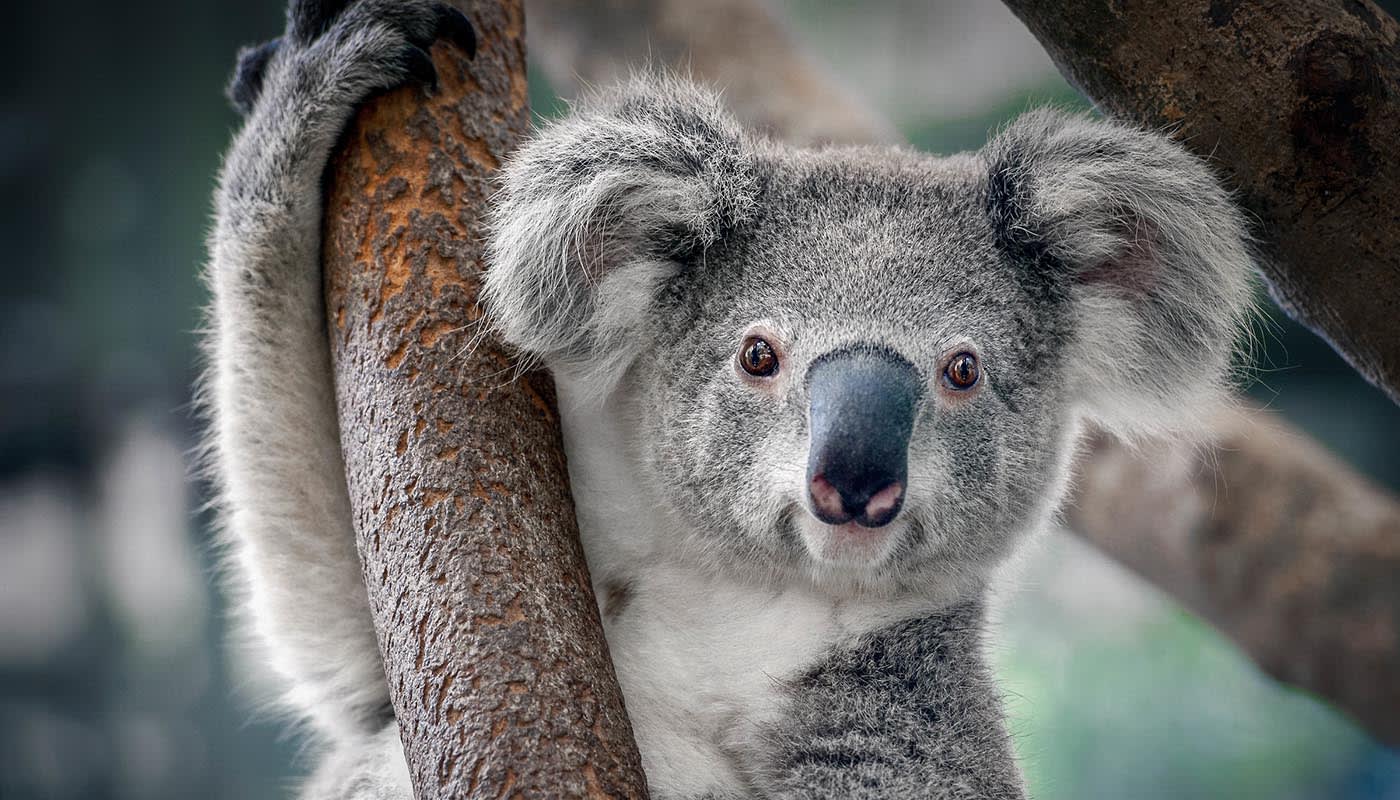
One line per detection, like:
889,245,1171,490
805,347,921,528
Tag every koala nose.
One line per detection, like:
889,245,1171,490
806,346,921,528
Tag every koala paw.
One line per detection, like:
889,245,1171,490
226,0,476,117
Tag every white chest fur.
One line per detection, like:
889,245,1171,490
554,380,938,795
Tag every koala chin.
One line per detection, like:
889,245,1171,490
483,75,1255,795
208,5,1254,791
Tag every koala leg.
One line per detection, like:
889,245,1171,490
301,721,414,800
205,0,474,739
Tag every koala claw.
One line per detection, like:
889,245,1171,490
397,6,479,90
433,5,477,60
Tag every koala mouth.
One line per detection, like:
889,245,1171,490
794,510,910,568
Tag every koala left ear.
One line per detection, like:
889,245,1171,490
983,110,1256,436
485,75,757,392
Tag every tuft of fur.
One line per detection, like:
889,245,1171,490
484,74,759,398
983,109,1256,439
203,0,472,747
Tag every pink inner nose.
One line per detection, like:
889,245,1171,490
864,482,903,521
809,475,904,525
810,475,846,520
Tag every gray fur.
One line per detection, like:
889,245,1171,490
483,77,760,393
207,6,1256,792
489,77,1253,599
203,0,464,764
761,603,1021,799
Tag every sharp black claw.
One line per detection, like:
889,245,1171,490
403,45,438,89
434,6,477,59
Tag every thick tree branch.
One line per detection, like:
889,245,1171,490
529,0,1400,746
1001,0,1400,404
321,2,648,796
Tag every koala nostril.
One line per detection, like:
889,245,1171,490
860,482,904,528
809,475,904,528
809,474,853,525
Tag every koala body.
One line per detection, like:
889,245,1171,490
206,3,1255,797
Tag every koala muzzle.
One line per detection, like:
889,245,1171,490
806,347,921,528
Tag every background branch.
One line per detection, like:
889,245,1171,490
1069,411,1400,745
1001,0,1400,405
529,0,1400,746
528,0,897,146
321,1,649,796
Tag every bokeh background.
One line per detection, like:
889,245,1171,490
3,1,1399,798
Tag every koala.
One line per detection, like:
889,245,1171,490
206,1,1256,798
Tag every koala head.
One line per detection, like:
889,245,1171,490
486,77,1254,597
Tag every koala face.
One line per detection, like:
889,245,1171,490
621,150,1075,592
486,77,1253,596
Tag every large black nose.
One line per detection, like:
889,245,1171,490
806,346,921,528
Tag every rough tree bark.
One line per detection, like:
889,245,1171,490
996,0,1400,745
529,0,1400,746
1000,0,1400,405
321,1,649,797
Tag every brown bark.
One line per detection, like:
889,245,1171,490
321,2,648,797
1000,0,1400,404
1068,410,1400,745
528,0,1400,746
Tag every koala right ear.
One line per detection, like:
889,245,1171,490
485,76,757,391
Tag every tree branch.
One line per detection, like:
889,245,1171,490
528,0,898,146
321,2,649,796
1068,410,1400,745
529,0,1400,746
1000,0,1400,404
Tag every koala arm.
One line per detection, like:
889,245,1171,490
204,0,473,741
754,602,1024,800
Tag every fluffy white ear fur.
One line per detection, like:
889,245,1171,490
484,76,757,398
984,110,1256,438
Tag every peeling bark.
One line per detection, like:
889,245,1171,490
529,0,1400,747
321,1,649,796
1001,0,1400,404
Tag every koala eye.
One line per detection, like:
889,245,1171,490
944,352,980,390
739,336,780,378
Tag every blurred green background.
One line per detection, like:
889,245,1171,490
1,1,1397,798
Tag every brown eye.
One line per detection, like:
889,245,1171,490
944,352,980,390
740,336,779,378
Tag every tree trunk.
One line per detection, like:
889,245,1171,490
1000,0,1400,405
321,2,649,796
529,0,1400,746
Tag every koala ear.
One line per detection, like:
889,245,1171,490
983,110,1256,437
485,76,757,391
